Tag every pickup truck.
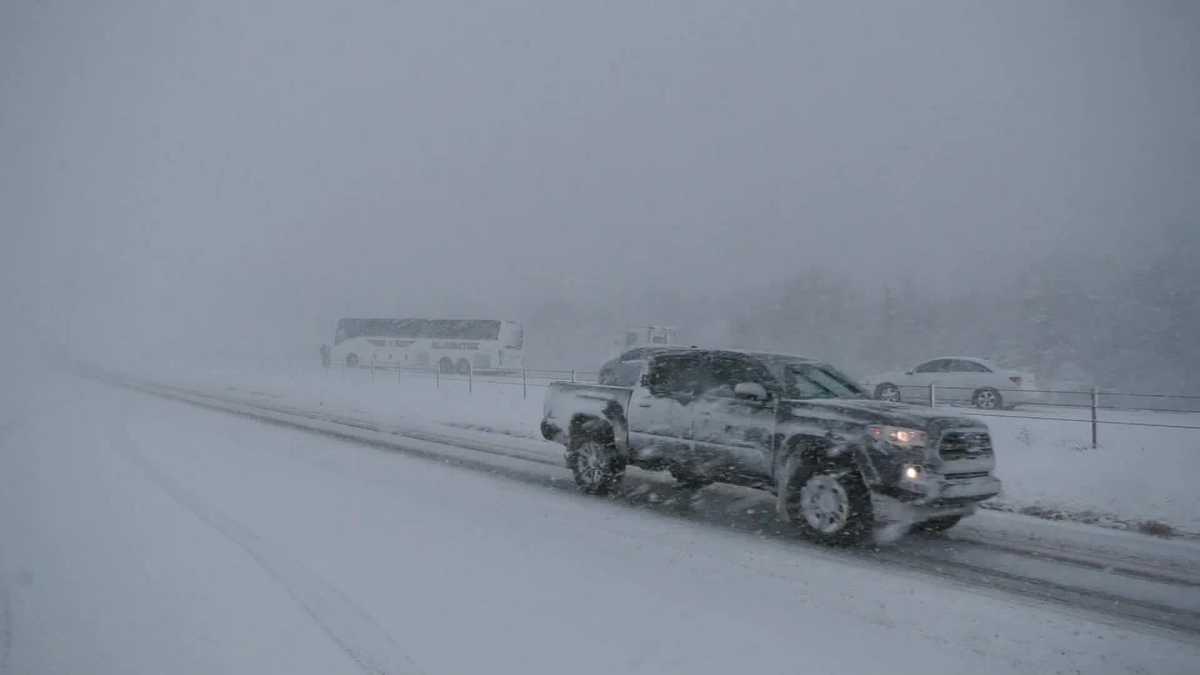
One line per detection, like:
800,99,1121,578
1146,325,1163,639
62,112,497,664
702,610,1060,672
542,348,1001,544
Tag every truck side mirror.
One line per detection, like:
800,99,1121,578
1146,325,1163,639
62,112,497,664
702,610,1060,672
734,382,769,401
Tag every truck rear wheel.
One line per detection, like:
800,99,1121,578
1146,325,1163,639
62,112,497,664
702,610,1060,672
567,436,625,495
787,467,873,545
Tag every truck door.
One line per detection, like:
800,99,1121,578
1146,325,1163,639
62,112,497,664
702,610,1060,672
691,354,777,482
627,353,705,462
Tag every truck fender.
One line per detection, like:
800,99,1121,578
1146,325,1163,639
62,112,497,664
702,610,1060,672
601,399,631,455
568,405,630,456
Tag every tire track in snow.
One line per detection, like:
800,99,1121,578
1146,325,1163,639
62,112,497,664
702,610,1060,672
108,419,424,675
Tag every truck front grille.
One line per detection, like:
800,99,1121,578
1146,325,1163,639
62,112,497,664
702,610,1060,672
944,471,990,480
939,431,993,460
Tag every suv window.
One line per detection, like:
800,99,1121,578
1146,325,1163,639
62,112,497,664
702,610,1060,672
647,353,706,397
915,359,948,373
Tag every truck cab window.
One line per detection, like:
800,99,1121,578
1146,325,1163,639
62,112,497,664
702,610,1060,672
701,355,775,398
647,354,705,397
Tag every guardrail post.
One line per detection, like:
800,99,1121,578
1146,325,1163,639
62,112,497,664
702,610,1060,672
468,363,473,393
398,365,403,384
435,366,440,389
929,383,936,408
1091,387,1099,449
570,369,575,383
370,356,376,382
522,367,527,400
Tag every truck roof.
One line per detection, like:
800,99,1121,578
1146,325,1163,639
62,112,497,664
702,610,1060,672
615,346,821,364
736,350,821,364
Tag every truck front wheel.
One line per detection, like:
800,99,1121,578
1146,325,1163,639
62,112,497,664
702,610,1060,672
787,467,873,545
567,436,625,495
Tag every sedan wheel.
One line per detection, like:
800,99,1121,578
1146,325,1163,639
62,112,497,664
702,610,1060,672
973,388,1002,410
875,383,901,403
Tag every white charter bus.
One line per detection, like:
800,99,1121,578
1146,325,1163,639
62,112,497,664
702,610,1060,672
331,318,525,373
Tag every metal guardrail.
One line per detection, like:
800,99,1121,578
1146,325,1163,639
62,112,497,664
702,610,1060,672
338,361,1200,446
861,383,1200,445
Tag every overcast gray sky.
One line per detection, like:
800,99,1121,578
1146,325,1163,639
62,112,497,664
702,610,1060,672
3,0,1197,362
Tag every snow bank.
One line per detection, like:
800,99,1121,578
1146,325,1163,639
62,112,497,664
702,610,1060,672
980,407,1200,534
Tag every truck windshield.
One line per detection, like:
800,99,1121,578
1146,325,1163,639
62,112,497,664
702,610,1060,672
784,364,866,400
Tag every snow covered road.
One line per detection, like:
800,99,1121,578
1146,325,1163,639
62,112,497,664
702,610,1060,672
2,373,1199,674
119,374,1200,634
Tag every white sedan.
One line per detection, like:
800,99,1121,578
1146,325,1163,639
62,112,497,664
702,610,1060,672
861,357,1038,409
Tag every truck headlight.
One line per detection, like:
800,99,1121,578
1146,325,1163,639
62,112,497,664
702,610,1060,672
903,465,922,480
868,425,928,448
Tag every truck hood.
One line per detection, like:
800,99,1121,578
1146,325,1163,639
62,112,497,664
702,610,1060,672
783,398,983,432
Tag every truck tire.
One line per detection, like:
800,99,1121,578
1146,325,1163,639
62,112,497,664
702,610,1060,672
669,465,713,490
915,515,962,533
875,383,901,403
438,357,454,373
455,358,471,375
345,353,360,367
787,466,873,545
972,388,1002,409
567,435,625,495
